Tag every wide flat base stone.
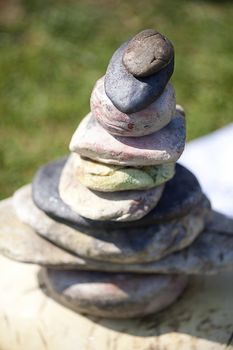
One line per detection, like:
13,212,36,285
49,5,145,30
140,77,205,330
14,185,210,264
0,255,232,350
1,198,232,274
41,269,188,318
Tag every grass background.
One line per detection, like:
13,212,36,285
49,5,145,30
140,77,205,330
0,0,233,199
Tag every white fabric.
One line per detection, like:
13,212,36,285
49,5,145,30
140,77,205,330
180,123,233,218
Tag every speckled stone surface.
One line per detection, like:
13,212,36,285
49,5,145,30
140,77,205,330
0,253,232,350
122,29,174,78
1,198,233,275
70,111,185,167
32,159,203,229
91,77,176,137
59,157,164,222
14,185,210,264
64,154,175,192
207,211,233,235
104,41,174,113
40,269,188,319
0,199,87,268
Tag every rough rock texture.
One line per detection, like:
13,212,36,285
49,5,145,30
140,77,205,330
207,211,233,235
122,29,174,77
65,154,175,192
91,77,176,137
104,41,174,113
70,111,185,166
59,157,164,221
2,197,233,275
41,269,188,318
32,159,203,229
14,185,209,264
0,199,86,267
0,254,232,350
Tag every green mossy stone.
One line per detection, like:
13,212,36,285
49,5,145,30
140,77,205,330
74,154,175,192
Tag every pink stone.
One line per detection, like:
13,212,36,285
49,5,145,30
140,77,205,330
70,107,185,166
90,76,176,137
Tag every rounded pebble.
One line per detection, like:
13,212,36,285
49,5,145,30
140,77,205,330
91,76,176,137
123,29,174,78
59,155,164,222
105,41,174,114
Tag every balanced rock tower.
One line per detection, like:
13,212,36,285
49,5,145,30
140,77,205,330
0,29,233,349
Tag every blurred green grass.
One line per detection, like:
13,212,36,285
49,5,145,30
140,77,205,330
0,0,233,198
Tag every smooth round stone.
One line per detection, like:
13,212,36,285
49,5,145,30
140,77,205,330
1,256,232,350
70,110,185,167
91,76,176,137
32,159,203,229
3,197,233,275
104,41,174,114
122,29,174,78
69,153,175,192
59,156,164,222
41,269,188,318
14,185,210,264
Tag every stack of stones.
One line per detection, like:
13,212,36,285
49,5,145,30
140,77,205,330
1,29,233,319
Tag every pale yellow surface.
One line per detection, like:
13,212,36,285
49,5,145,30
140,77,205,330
0,255,232,350
75,153,175,192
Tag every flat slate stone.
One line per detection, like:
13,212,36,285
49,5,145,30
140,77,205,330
70,111,185,166
40,269,188,318
32,158,203,229
0,254,232,350
122,29,174,78
1,198,233,275
14,185,210,264
104,41,174,113
73,154,175,192
0,199,86,268
59,156,164,222
91,76,176,137
205,211,233,235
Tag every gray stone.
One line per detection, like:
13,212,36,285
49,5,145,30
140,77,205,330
32,159,203,229
14,185,210,264
0,254,232,350
0,199,86,268
59,156,164,221
40,269,188,318
91,77,176,137
2,198,233,275
70,111,185,166
207,211,233,235
104,41,174,114
122,29,174,78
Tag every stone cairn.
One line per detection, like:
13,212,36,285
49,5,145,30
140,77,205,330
1,29,233,319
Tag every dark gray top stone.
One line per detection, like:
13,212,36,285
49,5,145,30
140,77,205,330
32,158,203,230
104,41,174,114
122,29,174,78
